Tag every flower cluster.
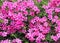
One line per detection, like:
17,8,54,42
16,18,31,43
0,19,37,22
0,0,60,43
42,0,60,42
0,38,22,43
25,16,50,43
0,0,40,37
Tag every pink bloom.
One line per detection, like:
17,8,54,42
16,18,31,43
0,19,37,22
36,37,41,43
43,22,48,27
12,38,22,43
51,35,58,41
48,14,52,20
0,39,11,43
2,32,8,37
57,33,60,38
55,8,60,12
25,33,35,41
38,33,45,40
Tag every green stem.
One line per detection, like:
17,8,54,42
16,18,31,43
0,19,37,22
11,34,17,38
42,0,47,5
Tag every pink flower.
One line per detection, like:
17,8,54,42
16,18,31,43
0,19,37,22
25,33,35,41
51,35,58,41
12,38,22,43
43,22,48,27
2,32,8,37
36,37,41,43
57,33,60,38
39,33,45,40
0,39,11,43
55,8,60,12
48,14,52,20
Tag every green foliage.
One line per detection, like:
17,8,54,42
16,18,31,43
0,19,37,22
42,0,48,5
28,15,33,20
45,33,53,42
0,19,3,23
12,0,17,2
0,0,3,6
34,0,48,18
0,0,55,43
37,11,47,17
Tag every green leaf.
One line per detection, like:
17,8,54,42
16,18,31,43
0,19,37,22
37,11,47,17
0,36,4,40
23,38,29,43
0,19,3,23
28,15,33,20
11,34,17,38
24,41,29,43
42,0,48,5
0,0,3,6
25,41,28,43
46,33,53,42
12,0,17,2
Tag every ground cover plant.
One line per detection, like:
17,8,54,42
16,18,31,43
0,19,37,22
0,0,60,43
